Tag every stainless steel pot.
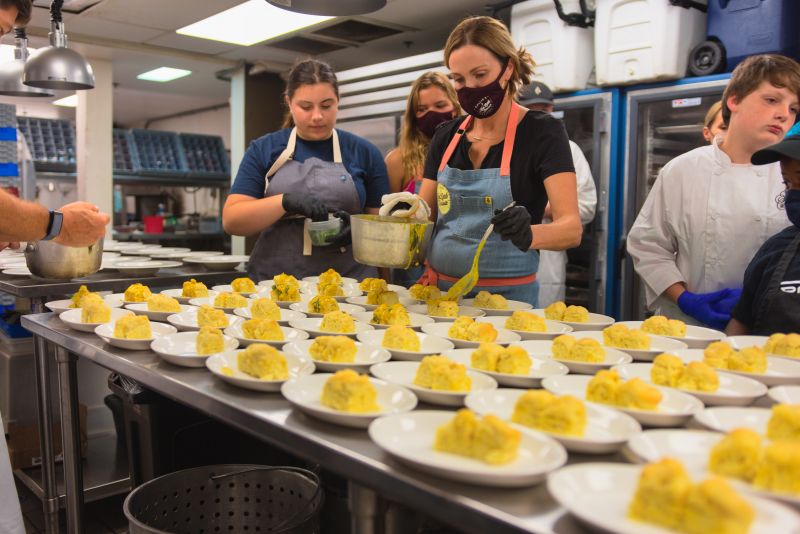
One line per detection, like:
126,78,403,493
25,238,104,279
350,214,433,269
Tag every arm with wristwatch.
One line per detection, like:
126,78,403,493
0,190,110,250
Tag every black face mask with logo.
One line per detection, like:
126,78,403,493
456,60,508,119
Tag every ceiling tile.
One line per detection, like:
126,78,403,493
65,17,164,42
144,32,239,55
77,0,243,31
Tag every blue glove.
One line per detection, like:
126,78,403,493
677,289,734,330
711,287,742,316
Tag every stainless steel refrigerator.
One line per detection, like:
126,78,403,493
620,74,731,320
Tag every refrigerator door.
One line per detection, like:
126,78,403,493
620,75,731,320
523,89,617,314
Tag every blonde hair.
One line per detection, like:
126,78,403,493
398,72,461,186
444,16,535,98
704,100,723,128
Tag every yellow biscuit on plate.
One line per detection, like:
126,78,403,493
562,305,589,323
413,355,471,391
617,378,662,410
271,283,300,302
381,325,420,351
586,369,622,405
766,404,800,442
496,345,532,375
241,318,283,341
566,338,605,363
708,428,762,482
273,273,299,288
214,292,248,309
683,477,754,534
320,310,355,334
676,361,719,392
197,305,228,328
753,440,800,495
318,268,342,287
704,341,735,369
250,297,280,321
320,369,379,413
359,278,387,293
427,298,459,317
434,409,520,465
124,283,151,302
371,303,410,326
651,353,685,388
447,316,497,343
196,326,225,355
628,458,692,530
81,298,110,323
473,291,508,310
551,334,576,360
641,315,686,337
181,278,208,298
69,285,99,308
544,301,567,320
470,343,505,372
237,344,288,380
307,295,339,314
504,310,546,332
409,284,441,301
317,282,344,297
366,289,398,306
728,346,767,374
231,277,256,293
113,315,151,339
308,335,357,363
147,294,181,313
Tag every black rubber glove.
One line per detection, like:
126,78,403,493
491,205,533,252
282,193,328,222
324,211,352,247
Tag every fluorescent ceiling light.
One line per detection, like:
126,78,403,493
137,67,192,83
53,94,78,107
176,0,333,46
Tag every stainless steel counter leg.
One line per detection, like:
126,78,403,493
348,481,378,534
31,298,60,534
54,346,84,534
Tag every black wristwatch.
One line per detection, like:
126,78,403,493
42,210,63,241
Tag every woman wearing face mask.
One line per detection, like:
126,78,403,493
417,16,582,306
223,59,389,281
702,100,727,143
728,128,800,335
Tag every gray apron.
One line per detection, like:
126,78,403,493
247,128,377,282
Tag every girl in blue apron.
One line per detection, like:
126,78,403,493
417,16,582,307
223,59,389,281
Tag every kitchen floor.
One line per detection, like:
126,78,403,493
16,479,128,534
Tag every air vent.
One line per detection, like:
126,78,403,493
268,37,347,55
312,20,402,43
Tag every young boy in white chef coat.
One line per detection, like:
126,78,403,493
627,54,800,330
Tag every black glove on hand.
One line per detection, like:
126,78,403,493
282,193,329,221
491,205,533,252
324,211,352,247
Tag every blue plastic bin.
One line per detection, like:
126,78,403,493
692,0,800,75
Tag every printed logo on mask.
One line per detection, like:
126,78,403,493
476,96,494,116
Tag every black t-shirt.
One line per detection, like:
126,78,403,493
733,225,800,328
422,110,575,225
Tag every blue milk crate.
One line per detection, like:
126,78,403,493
113,129,140,174
179,133,229,179
131,129,188,177
16,117,76,171
690,0,800,76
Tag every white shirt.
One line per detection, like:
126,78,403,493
627,137,789,321
538,140,598,306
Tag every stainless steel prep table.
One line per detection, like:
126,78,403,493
0,267,244,534
21,312,596,534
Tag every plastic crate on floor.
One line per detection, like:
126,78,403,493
16,116,76,171
179,133,229,179
131,129,187,176
113,128,139,174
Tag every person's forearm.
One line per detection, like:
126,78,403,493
531,215,582,251
0,190,48,241
725,318,750,336
222,195,285,236
663,282,687,303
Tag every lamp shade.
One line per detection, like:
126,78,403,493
23,21,94,90
265,0,385,16
0,59,53,97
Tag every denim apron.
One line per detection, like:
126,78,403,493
425,104,540,306
247,128,377,282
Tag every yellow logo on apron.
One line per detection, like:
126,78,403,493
484,196,493,205
437,183,451,215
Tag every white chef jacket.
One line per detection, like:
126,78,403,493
627,137,789,323
537,140,598,306
0,412,25,534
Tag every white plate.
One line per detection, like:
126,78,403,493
289,301,365,318
675,348,800,387
465,388,641,454
59,307,134,332
182,255,249,271
512,339,633,375
442,348,569,388
617,320,725,349
2,267,31,276
475,316,573,341
232,306,306,326
151,331,239,367
356,330,455,361
100,257,140,271
143,247,190,257
94,321,177,350
302,286,363,302
767,385,800,404
302,275,358,285
223,323,309,348
124,303,194,323
571,330,688,361
460,298,532,316
170,251,225,259
211,284,264,298
351,311,435,331
160,288,220,305
188,296,255,313
344,295,416,311
725,335,800,363
113,261,182,276
405,304,486,321
288,317,374,339
283,339,391,372
613,362,767,407
45,294,123,314
205,350,314,391
693,406,772,434
368,411,567,487
420,322,521,349
281,373,417,428
530,309,616,331
369,361,497,407
547,463,800,534
627,429,800,508
541,374,704,427
166,310,244,332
